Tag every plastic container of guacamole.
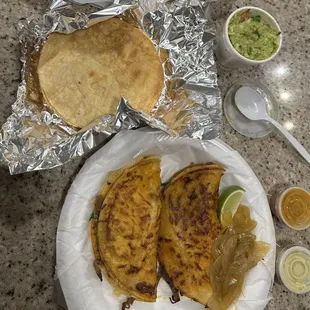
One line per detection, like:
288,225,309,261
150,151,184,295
216,7,282,68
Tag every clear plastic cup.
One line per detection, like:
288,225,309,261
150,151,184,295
271,185,310,230
276,245,310,294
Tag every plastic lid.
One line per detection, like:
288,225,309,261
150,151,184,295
278,187,310,230
223,80,279,138
277,246,310,294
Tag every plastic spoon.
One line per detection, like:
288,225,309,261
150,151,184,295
235,86,310,165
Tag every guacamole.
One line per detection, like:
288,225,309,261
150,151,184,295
228,10,280,60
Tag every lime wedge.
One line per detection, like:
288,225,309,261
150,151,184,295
217,186,245,226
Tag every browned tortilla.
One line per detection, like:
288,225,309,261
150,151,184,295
91,156,162,302
158,163,224,305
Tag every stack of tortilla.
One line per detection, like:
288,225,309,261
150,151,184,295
38,18,164,128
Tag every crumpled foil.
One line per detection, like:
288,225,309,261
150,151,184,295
0,0,222,174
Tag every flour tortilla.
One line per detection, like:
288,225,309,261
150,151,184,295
38,18,164,128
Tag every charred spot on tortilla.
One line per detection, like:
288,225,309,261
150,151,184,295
127,266,141,274
37,18,164,128
135,282,155,294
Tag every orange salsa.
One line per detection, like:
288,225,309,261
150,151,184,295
281,188,310,229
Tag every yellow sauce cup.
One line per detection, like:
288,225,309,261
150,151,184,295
272,186,310,230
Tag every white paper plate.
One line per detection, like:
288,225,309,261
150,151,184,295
56,129,276,310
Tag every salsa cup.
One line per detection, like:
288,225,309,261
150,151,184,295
271,185,310,230
215,6,282,68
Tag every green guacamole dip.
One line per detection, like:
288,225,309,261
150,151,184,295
228,10,280,60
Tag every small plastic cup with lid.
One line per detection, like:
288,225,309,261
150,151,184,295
276,245,310,294
271,185,310,230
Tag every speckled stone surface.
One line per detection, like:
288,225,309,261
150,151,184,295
0,0,309,309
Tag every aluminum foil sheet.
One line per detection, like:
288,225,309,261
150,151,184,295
0,0,222,174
